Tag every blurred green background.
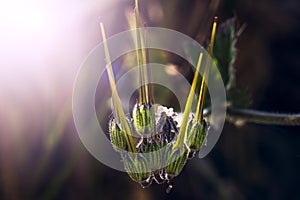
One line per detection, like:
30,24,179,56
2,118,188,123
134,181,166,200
0,0,299,199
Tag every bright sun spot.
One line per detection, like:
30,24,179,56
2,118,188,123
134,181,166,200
0,0,112,123
0,0,46,31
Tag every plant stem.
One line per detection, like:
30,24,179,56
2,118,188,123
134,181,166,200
203,107,300,126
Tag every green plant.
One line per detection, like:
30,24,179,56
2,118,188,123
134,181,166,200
100,0,300,191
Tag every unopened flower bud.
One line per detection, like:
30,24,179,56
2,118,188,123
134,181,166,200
133,103,155,137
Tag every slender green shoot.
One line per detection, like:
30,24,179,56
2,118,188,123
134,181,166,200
196,16,218,123
100,23,137,153
135,0,149,105
173,53,203,149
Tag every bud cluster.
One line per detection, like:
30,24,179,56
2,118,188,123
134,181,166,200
109,105,208,188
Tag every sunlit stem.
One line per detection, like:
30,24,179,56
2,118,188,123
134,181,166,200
196,16,218,123
208,16,218,56
145,30,154,103
100,23,137,153
139,29,150,103
193,88,202,124
203,107,300,126
135,0,149,105
173,53,203,149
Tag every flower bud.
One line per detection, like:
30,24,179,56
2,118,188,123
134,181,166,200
140,139,162,171
185,119,208,158
164,144,189,180
109,118,127,152
133,103,155,137
122,153,152,188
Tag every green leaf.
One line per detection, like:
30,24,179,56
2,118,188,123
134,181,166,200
213,18,237,89
213,18,251,108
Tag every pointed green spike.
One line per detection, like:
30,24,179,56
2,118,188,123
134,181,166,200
100,23,137,153
196,16,218,123
173,52,203,149
134,0,148,105
132,0,155,137
184,17,217,157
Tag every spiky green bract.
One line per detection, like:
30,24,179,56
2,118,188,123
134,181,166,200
122,153,152,188
164,143,189,180
109,118,128,152
133,103,155,136
184,119,208,158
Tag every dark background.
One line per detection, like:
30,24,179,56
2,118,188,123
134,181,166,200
0,0,299,199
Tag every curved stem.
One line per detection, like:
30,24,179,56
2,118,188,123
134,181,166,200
203,107,300,126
